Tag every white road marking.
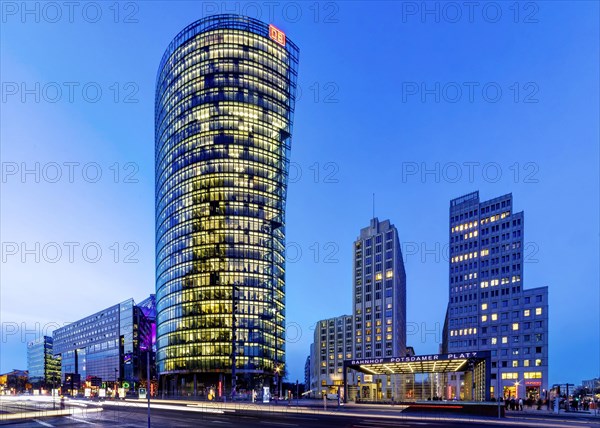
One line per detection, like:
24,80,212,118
66,416,96,425
261,422,299,427
33,420,54,427
357,422,411,427
355,424,411,428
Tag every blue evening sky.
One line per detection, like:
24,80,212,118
1,1,598,385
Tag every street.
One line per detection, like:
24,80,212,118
1,398,597,428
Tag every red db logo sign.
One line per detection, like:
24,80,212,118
269,24,286,46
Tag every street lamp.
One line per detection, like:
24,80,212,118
263,219,283,400
231,284,239,401
275,366,281,399
114,368,118,398
497,368,501,419
143,340,152,428
52,374,58,410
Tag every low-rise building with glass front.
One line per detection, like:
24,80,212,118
155,14,299,396
27,336,61,389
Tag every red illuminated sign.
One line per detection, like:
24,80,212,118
269,24,286,46
525,381,542,386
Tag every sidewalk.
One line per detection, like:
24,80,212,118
508,406,599,417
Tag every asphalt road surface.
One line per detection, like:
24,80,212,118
1,402,592,428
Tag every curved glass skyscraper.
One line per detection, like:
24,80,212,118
155,15,298,394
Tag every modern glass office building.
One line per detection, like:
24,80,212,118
27,336,60,389
52,296,156,388
442,192,549,401
155,15,299,395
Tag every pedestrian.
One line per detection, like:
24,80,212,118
60,396,65,410
519,398,523,411
505,396,510,410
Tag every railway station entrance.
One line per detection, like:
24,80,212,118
343,351,491,403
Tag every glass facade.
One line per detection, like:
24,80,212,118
52,297,156,387
155,14,298,391
27,336,60,388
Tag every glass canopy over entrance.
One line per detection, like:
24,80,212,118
343,351,491,403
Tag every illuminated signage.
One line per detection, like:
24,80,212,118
347,351,491,366
269,24,286,46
